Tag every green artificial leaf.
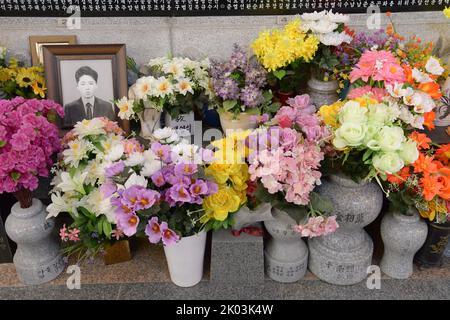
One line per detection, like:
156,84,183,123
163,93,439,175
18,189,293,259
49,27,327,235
223,100,238,112
0,140,5,148
266,102,281,113
275,203,308,224
310,192,333,214
262,90,273,102
273,70,287,80
103,219,112,240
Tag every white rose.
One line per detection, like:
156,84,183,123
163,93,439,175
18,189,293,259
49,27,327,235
425,56,444,76
372,152,405,175
338,100,368,124
367,103,390,125
376,126,405,152
398,139,419,165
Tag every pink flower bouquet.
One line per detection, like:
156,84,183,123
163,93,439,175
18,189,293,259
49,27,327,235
247,94,338,238
0,97,63,206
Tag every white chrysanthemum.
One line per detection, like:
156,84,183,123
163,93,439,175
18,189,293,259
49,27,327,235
73,118,106,138
176,78,194,96
134,76,155,99
124,152,145,167
326,10,350,23
124,173,148,189
319,31,352,46
62,138,93,168
116,96,135,120
301,11,326,21
425,56,444,76
154,77,174,98
308,19,338,34
57,171,88,195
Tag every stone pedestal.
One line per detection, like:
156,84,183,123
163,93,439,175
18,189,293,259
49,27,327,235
0,217,13,263
210,229,264,284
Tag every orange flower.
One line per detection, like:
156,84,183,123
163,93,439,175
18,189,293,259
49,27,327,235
420,174,440,201
408,131,431,150
413,153,438,175
386,11,392,17
418,82,442,99
424,112,436,130
436,144,450,165
387,166,411,185
403,64,414,84
437,169,450,200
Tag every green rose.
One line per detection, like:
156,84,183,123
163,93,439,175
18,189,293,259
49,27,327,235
376,126,405,152
364,123,383,150
338,101,368,124
333,122,367,149
367,103,390,125
398,139,419,165
372,152,405,174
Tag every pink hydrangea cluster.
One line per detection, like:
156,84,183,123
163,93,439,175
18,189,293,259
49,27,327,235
293,216,339,238
0,97,63,193
274,94,330,142
248,127,324,205
349,49,405,85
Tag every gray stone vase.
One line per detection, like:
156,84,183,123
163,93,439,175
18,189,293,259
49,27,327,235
380,209,427,279
5,199,65,285
307,76,339,109
308,173,383,285
264,208,308,283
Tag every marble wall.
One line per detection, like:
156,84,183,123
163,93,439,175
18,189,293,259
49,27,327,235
0,11,449,67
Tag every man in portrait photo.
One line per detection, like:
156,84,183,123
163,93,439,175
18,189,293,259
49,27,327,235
63,65,116,128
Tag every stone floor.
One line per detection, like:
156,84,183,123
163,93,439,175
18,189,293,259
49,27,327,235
0,239,449,300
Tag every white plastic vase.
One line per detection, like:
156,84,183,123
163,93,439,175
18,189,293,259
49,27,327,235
163,230,207,287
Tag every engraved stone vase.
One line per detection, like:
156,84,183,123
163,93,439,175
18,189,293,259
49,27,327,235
308,173,383,285
307,76,339,109
264,208,308,283
380,209,427,279
5,198,65,285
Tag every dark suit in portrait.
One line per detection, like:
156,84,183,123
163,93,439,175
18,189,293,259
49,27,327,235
63,97,116,128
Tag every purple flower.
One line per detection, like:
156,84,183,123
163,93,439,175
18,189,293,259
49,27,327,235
200,148,215,163
174,163,198,176
280,128,299,150
10,132,30,151
229,44,247,70
287,94,316,114
151,142,172,163
160,222,180,246
151,170,166,187
217,78,240,101
168,183,192,203
135,188,160,211
206,180,218,196
190,179,208,196
100,179,117,198
145,217,162,244
240,84,264,108
116,213,139,237
249,113,269,125
105,161,125,178
120,185,142,209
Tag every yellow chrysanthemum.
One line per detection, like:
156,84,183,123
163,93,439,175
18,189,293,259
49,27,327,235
212,130,251,164
202,186,241,222
319,101,344,128
419,200,447,222
0,68,11,82
15,68,36,88
444,7,450,18
8,58,18,69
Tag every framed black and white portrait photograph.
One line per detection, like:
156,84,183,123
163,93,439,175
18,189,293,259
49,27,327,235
43,44,128,130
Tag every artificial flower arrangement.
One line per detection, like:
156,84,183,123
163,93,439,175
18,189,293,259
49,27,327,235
0,47,46,99
319,96,420,184
444,7,450,18
104,127,228,245
335,16,448,130
300,10,352,81
0,97,63,207
115,56,214,120
384,131,450,224
209,44,280,119
246,94,338,238
47,117,144,260
251,18,319,94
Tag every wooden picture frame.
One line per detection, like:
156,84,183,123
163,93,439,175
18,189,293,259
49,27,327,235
43,44,130,133
29,35,77,66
